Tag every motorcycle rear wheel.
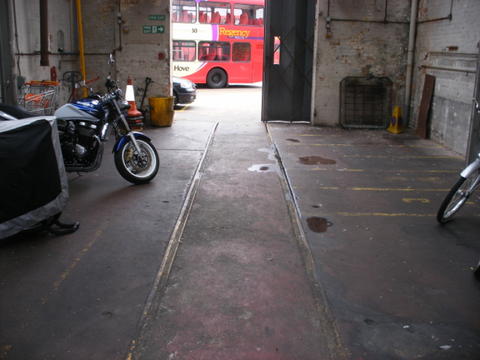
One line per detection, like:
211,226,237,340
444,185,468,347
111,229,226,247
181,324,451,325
114,139,159,184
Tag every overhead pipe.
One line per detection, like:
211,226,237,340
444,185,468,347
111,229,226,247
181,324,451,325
417,0,453,24
75,0,87,98
40,0,49,66
404,0,418,124
326,0,409,25
420,65,476,74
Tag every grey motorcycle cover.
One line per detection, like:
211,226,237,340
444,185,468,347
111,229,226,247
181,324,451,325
0,117,69,239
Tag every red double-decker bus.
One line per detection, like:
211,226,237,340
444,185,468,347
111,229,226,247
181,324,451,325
172,0,264,88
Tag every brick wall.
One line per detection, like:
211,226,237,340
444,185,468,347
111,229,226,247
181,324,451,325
411,0,479,155
312,0,410,127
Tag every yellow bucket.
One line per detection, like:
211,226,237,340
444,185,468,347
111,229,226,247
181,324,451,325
149,97,174,127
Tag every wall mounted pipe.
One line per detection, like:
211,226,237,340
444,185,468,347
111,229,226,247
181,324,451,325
427,51,478,59
326,0,409,25
420,65,476,74
417,0,453,24
75,0,87,98
40,0,49,66
417,15,452,24
466,44,480,163
15,52,114,56
404,0,418,124
328,18,408,24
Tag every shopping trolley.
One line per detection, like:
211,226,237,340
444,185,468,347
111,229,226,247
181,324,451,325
17,80,60,115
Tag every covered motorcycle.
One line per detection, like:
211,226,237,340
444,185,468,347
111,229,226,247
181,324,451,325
0,116,78,239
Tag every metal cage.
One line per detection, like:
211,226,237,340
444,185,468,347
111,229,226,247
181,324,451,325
340,76,392,129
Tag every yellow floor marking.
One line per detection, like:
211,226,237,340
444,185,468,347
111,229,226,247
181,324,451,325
385,176,409,181
338,212,434,217
317,186,449,192
350,187,449,192
41,222,108,305
308,168,457,174
298,134,343,137
415,177,442,182
402,198,431,204
381,176,441,182
309,168,364,172
344,154,462,160
287,143,442,149
175,104,190,112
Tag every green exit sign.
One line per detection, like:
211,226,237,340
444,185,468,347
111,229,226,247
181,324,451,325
149,14,165,21
143,25,165,34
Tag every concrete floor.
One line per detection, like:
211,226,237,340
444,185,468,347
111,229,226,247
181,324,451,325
0,118,216,359
1,86,479,359
269,124,480,359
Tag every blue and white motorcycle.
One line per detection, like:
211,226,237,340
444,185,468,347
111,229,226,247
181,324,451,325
1,77,159,185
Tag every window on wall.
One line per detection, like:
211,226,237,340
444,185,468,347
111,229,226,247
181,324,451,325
198,1,231,24
198,41,231,61
173,40,196,61
172,0,197,23
233,3,264,26
232,43,251,62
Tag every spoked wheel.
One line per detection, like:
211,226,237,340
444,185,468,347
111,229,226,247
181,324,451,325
475,261,480,281
114,139,159,184
436,171,480,224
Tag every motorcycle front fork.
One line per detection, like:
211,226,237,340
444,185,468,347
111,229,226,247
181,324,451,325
113,99,142,153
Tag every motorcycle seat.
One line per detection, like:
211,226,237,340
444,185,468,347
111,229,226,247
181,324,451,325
0,104,37,119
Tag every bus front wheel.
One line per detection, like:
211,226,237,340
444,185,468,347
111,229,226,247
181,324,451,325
207,68,227,88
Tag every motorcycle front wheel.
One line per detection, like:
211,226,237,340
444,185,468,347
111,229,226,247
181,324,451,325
114,138,159,184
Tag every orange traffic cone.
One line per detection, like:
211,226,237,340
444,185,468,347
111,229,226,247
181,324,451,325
125,76,144,130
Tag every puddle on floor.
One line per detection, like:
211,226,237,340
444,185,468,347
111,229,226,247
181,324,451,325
306,217,332,233
248,164,276,173
299,156,336,165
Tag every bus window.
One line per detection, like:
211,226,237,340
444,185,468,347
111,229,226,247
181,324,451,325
173,0,197,23
233,43,251,62
173,40,196,61
199,41,231,61
198,2,231,24
233,4,264,26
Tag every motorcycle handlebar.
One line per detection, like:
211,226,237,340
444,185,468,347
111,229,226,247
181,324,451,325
100,87,122,103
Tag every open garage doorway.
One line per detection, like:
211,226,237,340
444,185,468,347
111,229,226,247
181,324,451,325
171,0,265,121
171,0,265,89
170,0,316,124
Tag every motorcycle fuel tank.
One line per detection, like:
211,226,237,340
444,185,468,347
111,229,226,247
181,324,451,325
54,103,101,122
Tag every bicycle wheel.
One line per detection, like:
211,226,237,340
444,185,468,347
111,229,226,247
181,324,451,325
437,171,480,223
475,261,480,281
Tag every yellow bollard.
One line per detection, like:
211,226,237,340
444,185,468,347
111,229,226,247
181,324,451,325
387,105,403,134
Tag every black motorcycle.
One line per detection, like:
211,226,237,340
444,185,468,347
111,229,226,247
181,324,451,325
0,77,159,185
